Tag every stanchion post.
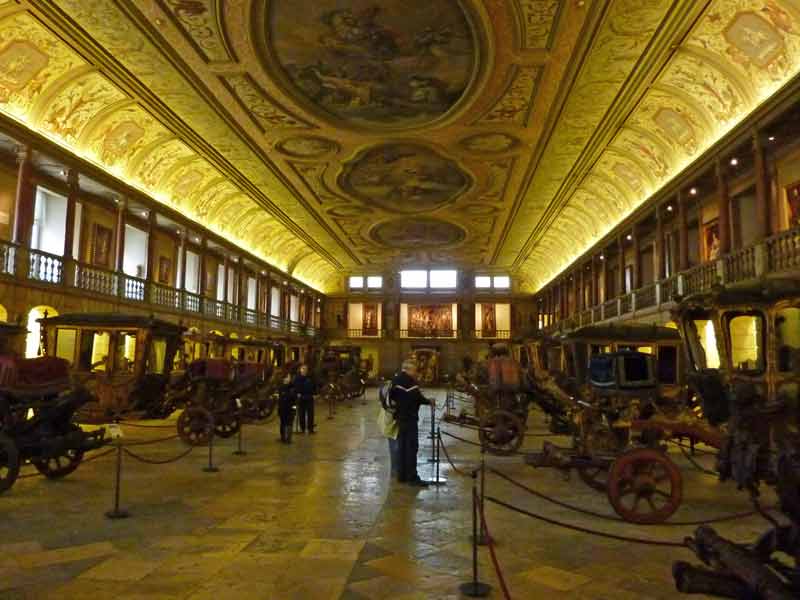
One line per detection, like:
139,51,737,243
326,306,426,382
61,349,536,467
427,400,435,440
233,417,246,456
459,471,491,598
203,423,219,473
477,454,491,546
430,426,447,486
105,440,130,520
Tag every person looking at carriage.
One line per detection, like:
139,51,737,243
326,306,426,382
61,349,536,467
390,358,435,486
278,373,296,444
293,364,318,434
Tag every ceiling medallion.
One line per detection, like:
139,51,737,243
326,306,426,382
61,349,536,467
276,136,339,158
266,1,478,129
460,132,519,154
339,143,471,213
370,217,466,249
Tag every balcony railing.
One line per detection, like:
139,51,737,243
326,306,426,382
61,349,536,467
28,249,62,284
473,330,511,339
541,224,800,333
347,328,384,338
4,251,315,337
400,329,457,339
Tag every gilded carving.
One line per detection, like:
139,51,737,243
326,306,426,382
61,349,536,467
276,136,338,158
515,0,560,49
223,74,309,130
159,0,234,63
478,65,540,125
460,132,520,154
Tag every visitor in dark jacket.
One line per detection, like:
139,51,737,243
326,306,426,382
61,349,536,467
277,373,296,444
293,364,318,434
390,358,434,486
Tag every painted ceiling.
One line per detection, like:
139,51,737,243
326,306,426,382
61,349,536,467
0,0,798,292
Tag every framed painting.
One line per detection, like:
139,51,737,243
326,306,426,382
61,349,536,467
482,303,496,337
704,220,720,261
363,303,378,336
157,256,171,285
91,224,112,268
786,180,800,228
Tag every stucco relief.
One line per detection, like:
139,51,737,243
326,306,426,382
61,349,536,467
276,136,338,158
223,74,309,130
159,0,234,63
370,218,466,249
515,0,560,49
478,65,540,125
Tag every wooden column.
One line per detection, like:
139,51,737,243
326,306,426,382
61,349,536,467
12,146,35,247
617,236,625,295
654,207,664,280
178,231,187,291
632,227,641,290
753,130,771,240
145,211,156,283
716,159,731,253
63,170,79,261
114,199,126,273
678,191,689,271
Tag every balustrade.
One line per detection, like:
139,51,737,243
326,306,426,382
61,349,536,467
635,283,657,310
0,241,15,276
724,246,756,283
684,262,718,295
768,227,800,272
75,263,118,296
28,249,62,284
121,275,146,301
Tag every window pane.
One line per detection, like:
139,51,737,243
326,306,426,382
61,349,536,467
686,317,721,370
729,313,765,373
475,276,491,288
116,331,137,373
149,338,167,374
90,331,111,372
429,270,457,288
367,276,383,288
55,329,77,364
777,308,800,373
349,276,364,288
493,276,510,288
401,270,427,288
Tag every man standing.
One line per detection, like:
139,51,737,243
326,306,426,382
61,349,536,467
293,364,317,434
390,358,434,486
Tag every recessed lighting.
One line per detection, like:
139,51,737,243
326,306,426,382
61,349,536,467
626,234,633,241
194,237,200,243
141,211,147,217
599,255,605,261
730,157,739,166
60,168,68,177
768,136,775,141
666,205,673,212
689,187,698,196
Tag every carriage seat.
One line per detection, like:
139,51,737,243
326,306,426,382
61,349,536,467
0,355,71,398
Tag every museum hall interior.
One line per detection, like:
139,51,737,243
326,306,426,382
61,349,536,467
1,1,800,598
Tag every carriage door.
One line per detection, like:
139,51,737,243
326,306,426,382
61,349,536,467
774,306,800,409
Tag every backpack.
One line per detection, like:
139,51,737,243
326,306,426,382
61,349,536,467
488,357,521,392
379,379,393,411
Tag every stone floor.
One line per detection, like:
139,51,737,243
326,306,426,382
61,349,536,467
0,388,778,599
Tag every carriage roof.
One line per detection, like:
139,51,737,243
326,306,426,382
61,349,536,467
558,323,681,344
675,278,800,312
38,313,186,336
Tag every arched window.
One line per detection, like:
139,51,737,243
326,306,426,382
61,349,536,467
25,306,58,358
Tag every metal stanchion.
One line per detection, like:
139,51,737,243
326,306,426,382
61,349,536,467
477,455,491,546
431,426,447,486
233,418,247,456
105,440,130,520
427,401,435,439
203,423,219,473
459,471,492,598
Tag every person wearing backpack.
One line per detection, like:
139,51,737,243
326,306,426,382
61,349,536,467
390,358,435,486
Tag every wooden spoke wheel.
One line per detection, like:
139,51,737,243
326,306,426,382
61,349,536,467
607,448,683,524
214,408,241,438
177,406,213,446
33,425,85,479
479,409,525,456
577,465,609,493
0,433,20,493
256,392,277,421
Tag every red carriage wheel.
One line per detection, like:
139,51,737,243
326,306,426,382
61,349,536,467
607,447,683,524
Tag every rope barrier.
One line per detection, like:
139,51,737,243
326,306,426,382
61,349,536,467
122,445,194,465
476,488,512,600
484,496,687,548
676,442,718,476
437,430,474,477
17,446,117,479
120,434,181,447
487,465,764,527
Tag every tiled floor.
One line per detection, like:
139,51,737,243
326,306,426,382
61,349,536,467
0,388,776,599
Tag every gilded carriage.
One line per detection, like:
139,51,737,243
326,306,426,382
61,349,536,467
318,345,367,403
0,322,105,493
669,279,800,598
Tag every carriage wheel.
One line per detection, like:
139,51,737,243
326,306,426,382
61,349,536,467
577,466,609,493
0,433,20,493
607,448,683,524
177,406,213,446
33,425,84,479
479,409,525,456
256,392,277,421
214,409,241,438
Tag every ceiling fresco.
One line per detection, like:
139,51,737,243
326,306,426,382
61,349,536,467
0,0,797,293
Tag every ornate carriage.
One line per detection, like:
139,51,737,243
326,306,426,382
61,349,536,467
0,323,106,493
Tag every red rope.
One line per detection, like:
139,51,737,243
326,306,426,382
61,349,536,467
475,488,512,600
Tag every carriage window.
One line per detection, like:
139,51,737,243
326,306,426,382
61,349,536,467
55,329,77,364
777,308,800,373
78,330,111,372
657,346,678,384
635,346,653,355
148,338,167,374
115,331,137,373
686,317,721,370
728,313,765,374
